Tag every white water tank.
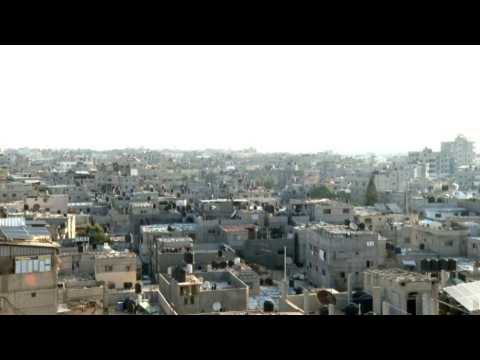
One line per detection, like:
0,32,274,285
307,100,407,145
186,264,193,274
167,267,172,276
234,257,241,266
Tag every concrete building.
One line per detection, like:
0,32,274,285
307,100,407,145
158,269,249,314
363,268,439,315
25,194,69,214
424,207,469,221
441,134,475,167
59,248,138,290
0,239,60,315
219,224,257,251
139,223,199,270
0,181,37,203
289,198,353,224
152,237,236,276
94,251,137,290
401,220,470,257
304,223,387,291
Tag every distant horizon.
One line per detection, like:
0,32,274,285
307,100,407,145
1,145,473,158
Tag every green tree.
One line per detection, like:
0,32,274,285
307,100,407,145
365,174,378,206
263,177,274,190
87,224,110,245
310,185,335,199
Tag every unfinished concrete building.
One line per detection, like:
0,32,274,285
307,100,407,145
363,268,439,315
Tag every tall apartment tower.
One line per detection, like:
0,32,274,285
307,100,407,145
441,134,475,167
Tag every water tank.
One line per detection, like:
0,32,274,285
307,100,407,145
167,267,172,276
438,258,448,271
429,259,439,272
234,257,241,265
447,258,457,271
421,259,431,272
263,300,275,312
184,252,194,264
343,303,359,316
134,283,142,294
186,264,193,274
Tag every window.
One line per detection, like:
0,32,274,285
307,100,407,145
190,296,195,304
473,244,477,249
435,213,441,218
366,260,371,268
184,297,188,305
366,241,375,247
31,292,36,298
340,272,345,278
343,208,350,214
104,265,113,272
445,240,453,247
323,209,332,215
404,237,411,244
321,269,326,276
126,265,131,272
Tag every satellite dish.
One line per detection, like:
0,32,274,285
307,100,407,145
316,290,337,305
212,302,222,312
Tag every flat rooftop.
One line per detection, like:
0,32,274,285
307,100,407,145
365,268,432,283
307,223,377,235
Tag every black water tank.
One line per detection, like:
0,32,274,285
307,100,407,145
430,259,439,272
173,267,186,282
344,303,359,316
438,258,448,271
184,252,194,264
421,259,431,272
135,283,142,294
263,300,274,312
447,258,457,271
218,250,223,257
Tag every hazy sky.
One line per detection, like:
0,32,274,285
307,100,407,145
0,45,479,155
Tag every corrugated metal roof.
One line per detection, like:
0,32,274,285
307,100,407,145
444,281,480,312
0,217,26,227
0,225,51,240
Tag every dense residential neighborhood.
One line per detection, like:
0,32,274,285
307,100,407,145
1,134,480,315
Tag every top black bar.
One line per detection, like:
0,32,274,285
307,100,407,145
2,6,479,45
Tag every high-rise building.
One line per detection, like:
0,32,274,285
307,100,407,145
441,134,475,167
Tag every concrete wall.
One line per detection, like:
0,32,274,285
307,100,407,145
0,272,58,314
96,271,136,290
